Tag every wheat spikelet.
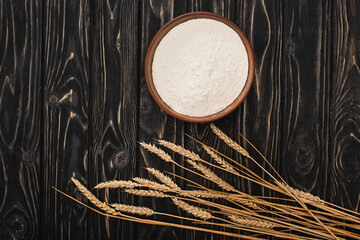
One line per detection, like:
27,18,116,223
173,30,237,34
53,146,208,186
202,145,237,174
186,159,236,192
180,190,223,198
71,178,119,216
280,183,323,204
210,124,250,158
140,142,175,163
157,140,202,162
172,198,212,220
146,168,181,190
94,180,139,189
125,189,166,198
228,215,278,229
132,177,171,191
110,203,154,216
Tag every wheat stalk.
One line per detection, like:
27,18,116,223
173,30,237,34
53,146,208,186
67,125,360,239
228,215,278,229
125,189,166,198
94,180,139,189
202,144,237,174
55,187,274,239
110,203,154,216
146,167,181,190
140,142,175,163
172,198,213,220
71,178,120,216
132,177,171,191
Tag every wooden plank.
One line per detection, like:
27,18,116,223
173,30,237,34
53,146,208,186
185,1,238,240
329,0,360,210
188,0,235,17
281,1,331,199
90,1,139,239
42,0,90,238
0,1,42,238
137,1,187,239
234,0,282,197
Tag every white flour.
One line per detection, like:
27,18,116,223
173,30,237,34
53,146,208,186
152,18,249,117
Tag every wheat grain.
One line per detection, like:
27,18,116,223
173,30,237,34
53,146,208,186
228,215,278,229
146,168,181,190
132,177,171,191
280,183,323,204
71,178,119,216
110,203,154,216
125,189,166,198
140,142,175,163
157,140,202,162
94,180,139,189
210,124,250,158
172,198,213,220
186,159,236,192
202,145,237,174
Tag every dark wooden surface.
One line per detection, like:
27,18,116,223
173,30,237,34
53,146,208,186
42,1,90,239
0,0,359,239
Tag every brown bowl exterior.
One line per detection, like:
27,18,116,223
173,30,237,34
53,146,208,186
145,12,255,123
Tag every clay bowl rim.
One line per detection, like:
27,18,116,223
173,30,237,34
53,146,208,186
145,12,255,123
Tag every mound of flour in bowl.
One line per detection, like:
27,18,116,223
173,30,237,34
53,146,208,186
152,18,249,117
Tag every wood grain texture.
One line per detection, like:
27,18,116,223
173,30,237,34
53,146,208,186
329,0,360,210
235,0,282,197
90,1,139,239
42,0,90,239
137,1,187,240
1,1,360,240
0,1,42,239
281,1,331,198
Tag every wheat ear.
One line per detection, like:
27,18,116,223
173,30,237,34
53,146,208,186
125,189,166,198
140,142,175,163
180,190,223,198
146,168,181,190
186,159,236,192
172,198,212,220
202,145,237,174
132,177,171,191
210,124,250,158
71,178,119,215
231,198,260,210
157,140,202,162
110,203,154,216
94,180,139,189
228,215,278,229
279,183,323,204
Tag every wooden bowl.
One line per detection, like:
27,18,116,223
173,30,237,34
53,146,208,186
145,12,255,123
